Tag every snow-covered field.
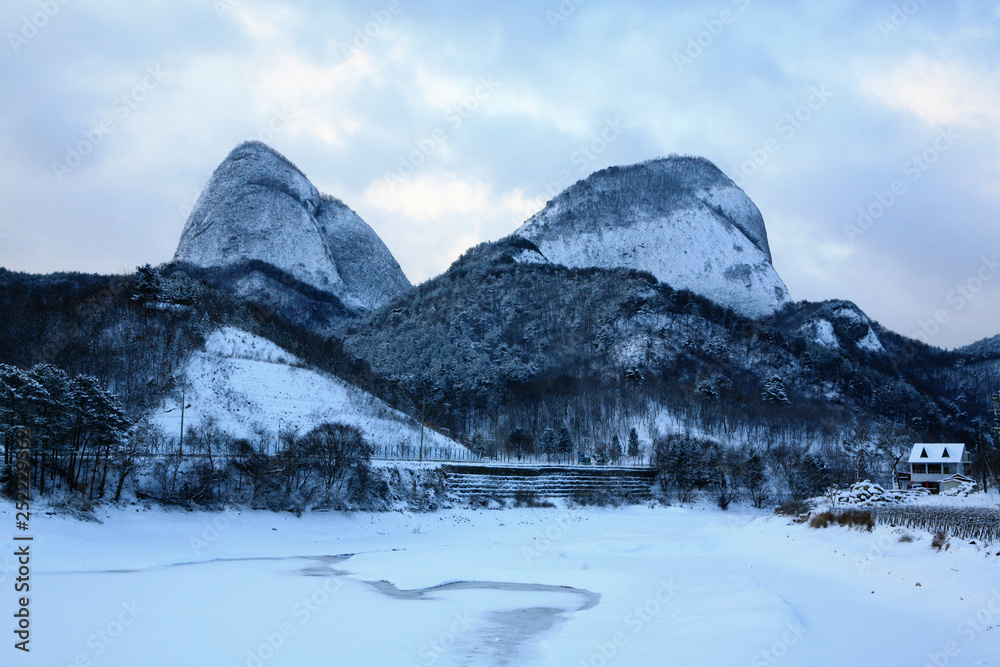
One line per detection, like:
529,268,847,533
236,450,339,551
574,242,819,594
4,500,999,666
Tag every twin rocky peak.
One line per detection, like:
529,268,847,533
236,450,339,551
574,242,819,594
173,141,790,324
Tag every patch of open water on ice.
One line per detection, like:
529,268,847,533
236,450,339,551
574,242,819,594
55,552,600,665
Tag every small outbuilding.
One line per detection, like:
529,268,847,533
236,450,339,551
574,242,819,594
905,443,969,493
939,473,975,494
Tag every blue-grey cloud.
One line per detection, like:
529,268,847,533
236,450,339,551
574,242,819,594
0,0,997,348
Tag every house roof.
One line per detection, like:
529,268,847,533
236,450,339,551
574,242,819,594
908,443,967,464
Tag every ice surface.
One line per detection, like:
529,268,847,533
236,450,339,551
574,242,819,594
11,502,1000,666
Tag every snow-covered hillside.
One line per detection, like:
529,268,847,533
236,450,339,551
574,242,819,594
788,300,887,354
513,157,791,319
152,327,467,455
173,141,410,313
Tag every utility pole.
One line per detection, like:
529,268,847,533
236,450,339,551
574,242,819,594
988,392,1000,492
178,385,186,457
418,397,425,462
168,375,191,495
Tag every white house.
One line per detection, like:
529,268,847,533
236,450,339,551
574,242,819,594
904,443,969,493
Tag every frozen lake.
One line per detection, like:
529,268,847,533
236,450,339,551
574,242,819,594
4,502,1000,666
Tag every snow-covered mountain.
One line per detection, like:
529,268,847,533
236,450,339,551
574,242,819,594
173,141,410,319
153,327,467,456
782,300,886,355
512,156,791,319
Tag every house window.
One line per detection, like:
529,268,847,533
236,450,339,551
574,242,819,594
928,464,942,474
912,464,926,474
943,465,952,474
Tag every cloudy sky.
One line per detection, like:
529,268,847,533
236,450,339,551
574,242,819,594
1,0,998,348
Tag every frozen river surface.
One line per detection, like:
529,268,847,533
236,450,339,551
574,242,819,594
4,503,1000,666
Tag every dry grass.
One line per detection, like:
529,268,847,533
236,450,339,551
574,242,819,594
836,509,874,532
808,509,874,532
931,529,950,551
776,499,812,521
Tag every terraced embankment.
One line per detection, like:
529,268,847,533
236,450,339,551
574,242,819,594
441,463,657,500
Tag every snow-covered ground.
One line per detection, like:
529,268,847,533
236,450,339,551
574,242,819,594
4,500,999,666
153,327,467,456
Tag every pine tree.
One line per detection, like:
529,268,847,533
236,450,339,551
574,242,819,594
743,448,769,508
607,433,622,464
469,432,488,458
802,453,832,495
627,427,640,459
539,428,558,461
133,264,161,303
506,428,533,460
557,427,573,461
762,375,790,406
842,426,873,483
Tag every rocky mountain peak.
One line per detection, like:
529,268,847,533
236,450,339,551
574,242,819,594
173,142,410,324
512,155,790,318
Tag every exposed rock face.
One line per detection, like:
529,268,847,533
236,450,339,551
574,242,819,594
512,156,791,318
173,141,410,324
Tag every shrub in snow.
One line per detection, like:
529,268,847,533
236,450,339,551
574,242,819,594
931,529,949,551
809,511,835,529
835,509,874,531
807,509,873,532
775,499,812,520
